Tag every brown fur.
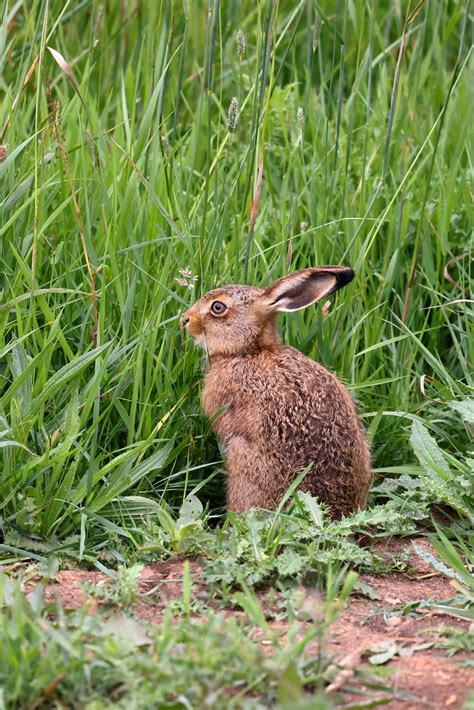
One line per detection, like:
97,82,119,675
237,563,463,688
181,267,371,518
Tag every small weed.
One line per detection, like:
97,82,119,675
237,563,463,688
140,495,214,558
424,625,474,656
81,563,143,608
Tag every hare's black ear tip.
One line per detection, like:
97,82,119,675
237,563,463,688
336,267,355,289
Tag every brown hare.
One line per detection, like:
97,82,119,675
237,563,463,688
181,267,371,518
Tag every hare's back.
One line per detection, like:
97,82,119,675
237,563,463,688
205,346,357,430
260,346,361,442
260,348,369,514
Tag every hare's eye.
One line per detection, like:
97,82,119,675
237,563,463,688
210,300,227,316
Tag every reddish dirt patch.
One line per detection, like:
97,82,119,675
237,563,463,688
326,597,472,708
389,655,472,709
36,538,472,707
42,560,204,624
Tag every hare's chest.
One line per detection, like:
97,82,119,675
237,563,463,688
203,361,272,410
202,369,231,418
202,361,272,438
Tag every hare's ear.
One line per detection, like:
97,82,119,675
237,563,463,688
261,267,354,313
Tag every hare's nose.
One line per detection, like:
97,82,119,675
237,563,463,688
180,313,190,329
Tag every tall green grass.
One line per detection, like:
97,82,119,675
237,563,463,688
1,0,472,550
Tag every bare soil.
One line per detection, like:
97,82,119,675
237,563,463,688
37,538,473,708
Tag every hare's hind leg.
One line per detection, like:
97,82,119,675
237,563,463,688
352,434,372,509
225,443,280,513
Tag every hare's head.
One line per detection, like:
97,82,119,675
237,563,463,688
180,266,354,359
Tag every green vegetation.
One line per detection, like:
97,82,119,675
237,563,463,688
0,0,472,707
0,570,362,709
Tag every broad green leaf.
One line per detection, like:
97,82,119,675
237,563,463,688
276,661,304,705
299,492,323,527
177,495,203,527
449,399,474,424
410,420,450,478
276,550,305,577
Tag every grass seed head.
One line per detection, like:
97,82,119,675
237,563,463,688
297,105,305,136
313,13,323,52
161,134,171,156
226,96,240,133
236,30,246,56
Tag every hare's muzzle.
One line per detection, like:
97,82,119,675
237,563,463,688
180,309,205,345
180,308,201,333
180,312,190,329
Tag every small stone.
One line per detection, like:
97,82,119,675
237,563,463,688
387,616,402,627
445,695,457,706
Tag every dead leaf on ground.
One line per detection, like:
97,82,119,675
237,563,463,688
326,643,367,694
97,611,151,647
